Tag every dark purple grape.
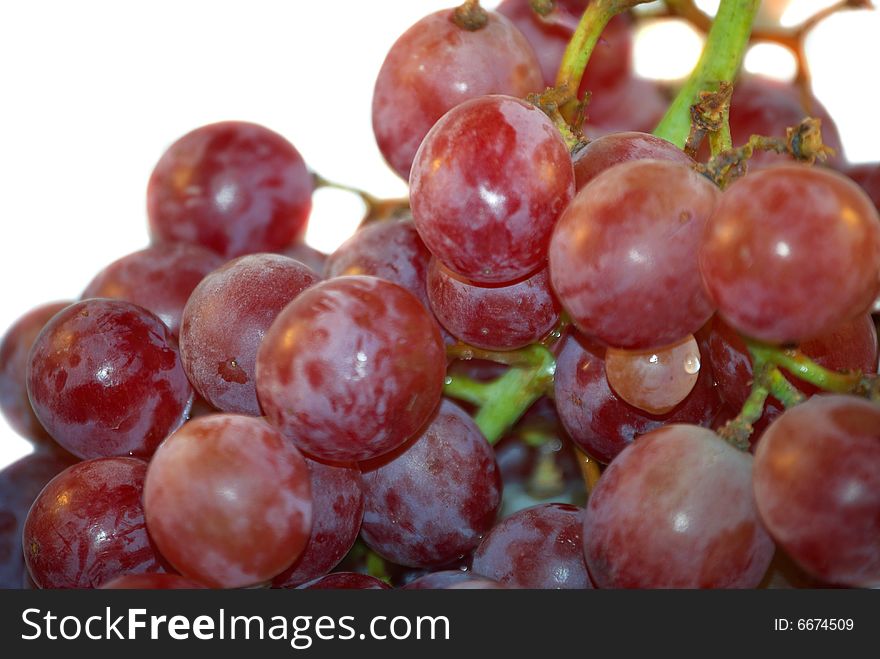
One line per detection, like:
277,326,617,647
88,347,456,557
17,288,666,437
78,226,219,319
27,299,193,460
0,301,70,444
324,219,432,308
272,458,364,588
179,253,318,415
23,457,164,589
360,399,502,568
296,572,390,590
148,121,313,258
472,503,591,589
410,94,575,284
82,243,224,338
402,569,484,590
372,8,543,180
256,276,445,463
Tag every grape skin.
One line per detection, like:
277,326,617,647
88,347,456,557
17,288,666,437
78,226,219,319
410,94,575,284
100,574,207,589
427,258,560,351
753,396,880,587
359,399,502,569
700,164,880,344
372,9,543,180
549,159,719,349
583,425,775,588
256,276,446,463
471,503,591,589
179,253,319,415
296,573,390,590
23,457,164,589
82,242,224,338
143,414,313,589
27,299,193,460
0,301,70,444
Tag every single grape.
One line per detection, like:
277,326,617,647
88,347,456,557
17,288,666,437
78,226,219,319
550,159,718,349
23,457,164,589
604,334,702,415
272,458,364,588
360,399,502,568
296,572,390,590
100,574,207,589
27,299,193,460
0,301,70,444
143,414,312,589
584,425,775,588
402,569,488,590
583,76,669,135
0,449,79,588
82,243,224,338
753,395,880,587
372,7,542,180
496,0,632,94
700,164,880,344
324,219,432,308
471,503,591,589
553,333,720,464
148,121,313,258
427,258,560,350
179,253,318,415
410,94,575,284
571,131,693,191
256,276,445,463
846,162,880,211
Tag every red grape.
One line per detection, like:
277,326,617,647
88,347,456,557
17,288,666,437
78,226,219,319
324,219,432,308
27,299,193,460
143,414,312,589
427,258,560,350
550,159,718,349
179,253,318,415
553,333,720,464
24,457,164,589
847,162,880,210
583,76,669,135
700,164,880,344
571,131,693,191
359,399,502,568
100,574,207,589
471,503,591,589
148,121,313,258
272,458,364,588
296,572,390,590
0,450,79,588
256,276,445,463
410,94,575,284
584,425,774,588
281,241,328,275
0,301,70,444
753,395,880,587
372,8,542,180
82,243,224,338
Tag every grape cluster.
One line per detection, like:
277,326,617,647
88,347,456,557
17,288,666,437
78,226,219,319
2,0,880,591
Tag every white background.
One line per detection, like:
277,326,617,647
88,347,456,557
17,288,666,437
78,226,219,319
1,0,879,468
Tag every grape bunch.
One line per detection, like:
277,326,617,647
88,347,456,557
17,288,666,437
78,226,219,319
2,0,880,591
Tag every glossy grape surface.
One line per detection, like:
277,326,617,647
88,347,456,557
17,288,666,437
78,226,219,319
180,254,318,415
272,458,364,588
148,121,312,258
753,396,880,587
23,457,164,589
372,9,543,180
550,159,718,349
360,399,502,568
256,276,445,463
553,333,720,464
472,503,591,589
143,414,312,589
427,259,560,350
0,301,70,444
27,299,193,459
410,94,575,284
700,164,880,343
584,425,774,588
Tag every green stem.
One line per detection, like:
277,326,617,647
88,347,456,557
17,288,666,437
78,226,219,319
444,344,556,444
746,340,862,393
654,0,759,147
